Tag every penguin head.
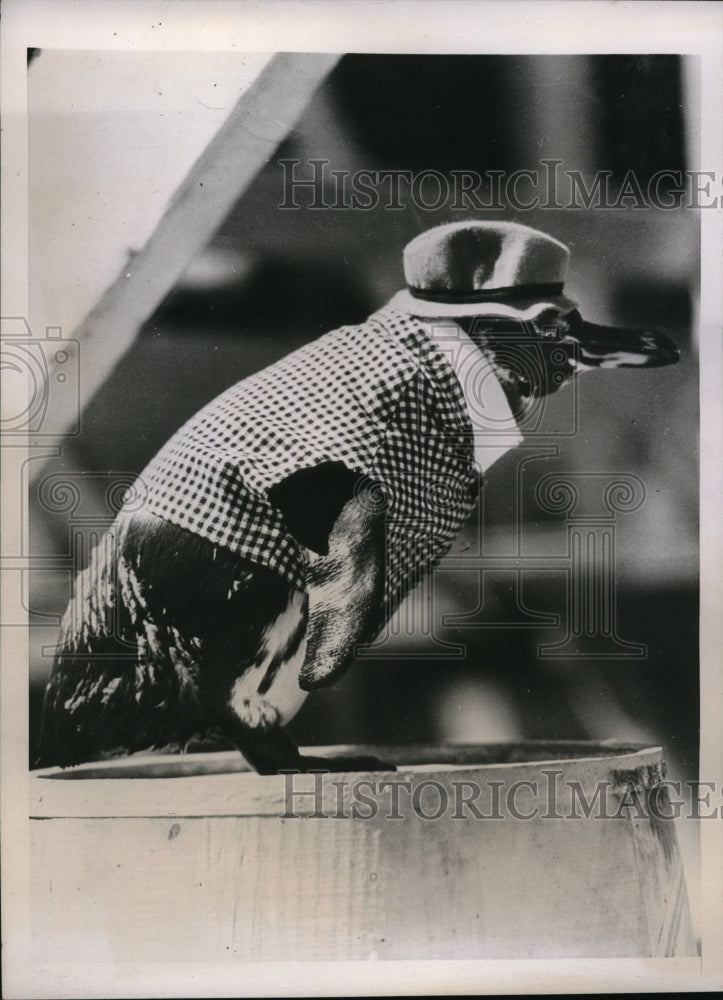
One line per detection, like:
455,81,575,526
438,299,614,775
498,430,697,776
459,308,680,412
387,219,680,415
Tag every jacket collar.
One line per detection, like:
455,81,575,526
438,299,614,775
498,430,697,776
417,318,524,474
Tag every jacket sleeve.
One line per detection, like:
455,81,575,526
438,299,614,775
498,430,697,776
268,460,373,556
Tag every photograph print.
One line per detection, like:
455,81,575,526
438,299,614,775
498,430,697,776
2,6,720,995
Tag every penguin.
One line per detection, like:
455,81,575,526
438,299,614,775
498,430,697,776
36,222,679,774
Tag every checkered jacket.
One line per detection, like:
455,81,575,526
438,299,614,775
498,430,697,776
132,307,480,609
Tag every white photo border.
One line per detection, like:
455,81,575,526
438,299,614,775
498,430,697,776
1,1,721,995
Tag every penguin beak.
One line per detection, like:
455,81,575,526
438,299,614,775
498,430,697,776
563,311,680,370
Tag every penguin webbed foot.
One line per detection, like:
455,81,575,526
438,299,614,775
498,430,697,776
292,753,397,773
231,724,396,774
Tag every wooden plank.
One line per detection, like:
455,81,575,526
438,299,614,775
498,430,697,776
30,743,660,818
29,51,274,341
34,52,340,451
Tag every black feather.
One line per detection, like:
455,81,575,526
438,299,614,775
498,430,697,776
36,511,295,767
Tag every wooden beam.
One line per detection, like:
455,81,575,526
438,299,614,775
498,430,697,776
36,52,340,458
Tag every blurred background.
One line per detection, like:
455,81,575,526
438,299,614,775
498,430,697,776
27,52,699,921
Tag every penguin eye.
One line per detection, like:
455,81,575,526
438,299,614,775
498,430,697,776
531,309,568,341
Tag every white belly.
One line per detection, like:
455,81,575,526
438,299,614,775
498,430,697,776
228,589,309,728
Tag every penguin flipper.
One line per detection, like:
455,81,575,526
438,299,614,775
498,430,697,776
298,485,387,691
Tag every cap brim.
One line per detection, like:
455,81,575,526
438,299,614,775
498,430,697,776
387,289,578,321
